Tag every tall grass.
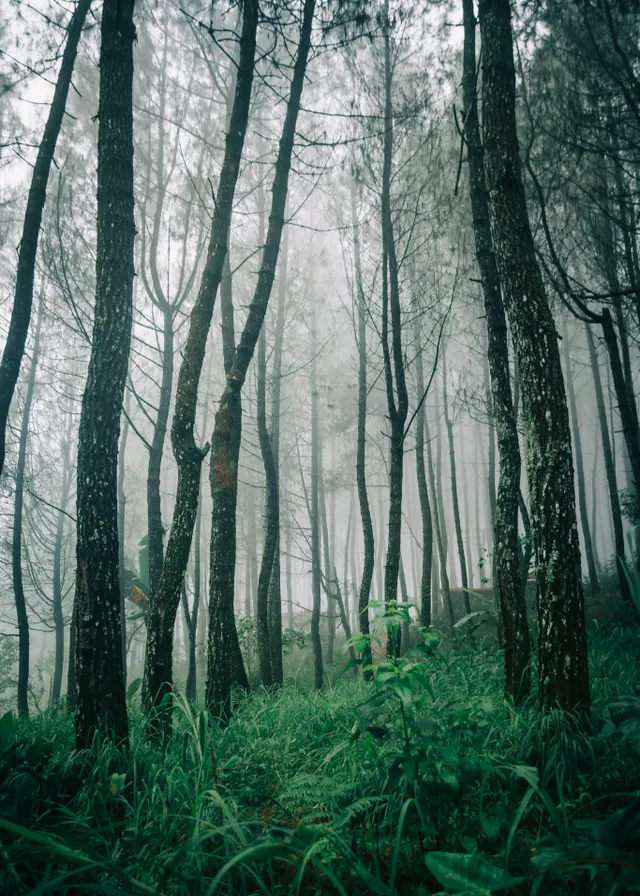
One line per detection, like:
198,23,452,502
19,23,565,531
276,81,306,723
1,625,639,894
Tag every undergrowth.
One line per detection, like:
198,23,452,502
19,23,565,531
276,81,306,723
1,624,639,894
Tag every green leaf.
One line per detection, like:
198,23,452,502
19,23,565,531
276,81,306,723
110,772,127,795
425,852,523,892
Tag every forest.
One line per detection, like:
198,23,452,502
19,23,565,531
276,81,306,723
1,0,640,892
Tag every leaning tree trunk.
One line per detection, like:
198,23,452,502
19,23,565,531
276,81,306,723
12,294,44,717
352,176,374,677
479,0,590,714
462,0,530,701
586,326,631,607
563,319,600,596
142,0,257,716
206,0,315,721
0,0,92,477
74,0,136,747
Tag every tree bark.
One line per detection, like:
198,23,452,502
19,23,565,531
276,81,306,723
256,326,276,686
380,1,409,660
562,319,600,596
462,0,530,700
0,0,92,477
441,345,471,617
586,325,631,606
413,317,433,626
206,0,315,721
142,0,257,715
353,174,374,678
74,0,136,747
51,407,73,705
12,293,43,717
479,0,590,714
310,308,324,689
267,230,288,686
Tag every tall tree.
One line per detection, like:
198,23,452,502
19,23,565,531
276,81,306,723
479,0,590,713
380,0,409,659
74,0,136,746
12,293,44,716
0,0,92,477
352,175,374,677
461,0,530,701
142,0,257,715
205,0,316,721
562,319,600,596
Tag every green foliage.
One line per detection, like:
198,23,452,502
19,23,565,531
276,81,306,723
0,628,639,893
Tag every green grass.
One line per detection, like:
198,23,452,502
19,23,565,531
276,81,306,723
1,625,639,894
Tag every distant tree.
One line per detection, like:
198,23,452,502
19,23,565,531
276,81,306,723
0,0,92,477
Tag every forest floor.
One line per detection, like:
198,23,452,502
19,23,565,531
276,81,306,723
1,624,640,895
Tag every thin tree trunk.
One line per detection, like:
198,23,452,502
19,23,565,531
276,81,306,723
206,0,315,721
267,228,287,686
380,1,409,661
441,346,471,616
310,308,324,690
256,325,276,686
185,490,202,701
142,0,257,716
0,0,92,476
12,294,44,717
51,410,73,705
118,392,130,674
414,317,433,627
586,326,631,606
74,0,136,746
426,415,454,631
563,319,600,595
352,174,374,675
480,0,590,713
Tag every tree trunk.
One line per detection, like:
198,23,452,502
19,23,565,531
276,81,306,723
256,326,276,687
413,318,433,627
380,1,409,660
0,0,92,476
185,490,202,701
267,229,288,686
479,0,590,714
462,0,530,700
310,310,324,690
441,345,471,615
206,0,315,721
426,415,454,631
147,306,174,605
74,0,136,747
12,294,43,717
142,0,256,716
51,409,73,705
563,319,600,595
118,392,130,674
586,326,631,606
